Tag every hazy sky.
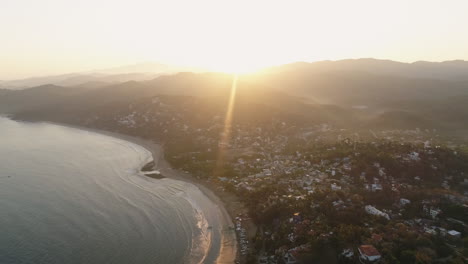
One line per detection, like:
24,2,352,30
2,0,468,79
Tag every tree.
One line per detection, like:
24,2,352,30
399,250,415,264
414,248,435,264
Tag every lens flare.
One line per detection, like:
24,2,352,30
213,74,238,177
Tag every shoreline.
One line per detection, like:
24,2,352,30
42,121,241,264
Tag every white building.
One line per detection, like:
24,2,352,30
331,183,342,191
342,248,354,258
371,184,383,192
400,198,411,206
448,230,461,239
358,245,381,263
365,205,390,220
429,208,441,219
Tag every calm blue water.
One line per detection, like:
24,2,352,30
0,118,223,264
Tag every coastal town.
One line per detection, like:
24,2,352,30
4,2,468,262
168,126,468,264
77,95,468,264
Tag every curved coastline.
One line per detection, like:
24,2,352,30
43,122,238,264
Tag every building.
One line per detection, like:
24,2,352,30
371,184,383,192
399,198,411,206
358,245,381,263
447,230,461,239
429,208,442,219
365,205,390,220
447,230,462,245
283,252,297,264
331,183,342,191
341,248,354,258
423,204,442,219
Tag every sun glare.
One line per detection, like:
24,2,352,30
205,59,268,74
2,0,468,79
213,74,238,176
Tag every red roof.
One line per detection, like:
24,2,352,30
359,245,381,257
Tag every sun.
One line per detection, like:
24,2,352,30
201,56,271,74
208,62,264,74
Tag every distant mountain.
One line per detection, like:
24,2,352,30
0,72,356,131
0,73,85,90
2,59,468,135
0,62,205,90
247,59,468,107
264,58,468,81
89,62,205,75
0,84,96,113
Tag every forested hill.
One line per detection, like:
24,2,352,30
1,60,468,138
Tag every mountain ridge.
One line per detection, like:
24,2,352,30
1,60,468,137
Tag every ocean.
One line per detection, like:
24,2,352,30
0,117,225,264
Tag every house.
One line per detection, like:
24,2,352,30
446,230,462,246
341,248,354,258
283,252,297,264
371,184,383,192
409,152,420,161
429,208,442,219
358,245,381,263
333,200,344,207
364,183,383,192
442,180,450,189
424,226,437,235
365,205,390,220
399,198,411,206
331,183,342,191
447,230,461,239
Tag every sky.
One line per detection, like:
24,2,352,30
1,0,468,79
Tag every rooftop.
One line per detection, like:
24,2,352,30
359,245,381,257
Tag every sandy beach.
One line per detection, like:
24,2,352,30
46,122,240,264
133,139,239,264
